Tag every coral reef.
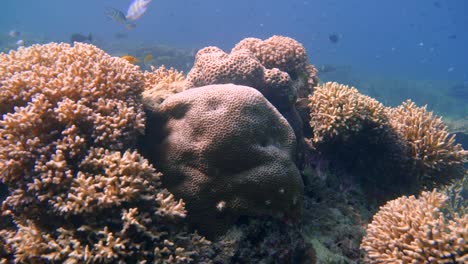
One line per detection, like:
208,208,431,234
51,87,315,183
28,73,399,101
388,100,467,188
361,190,467,263
142,65,186,111
308,82,388,145
183,35,319,170
0,43,214,263
307,82,412,199
141,84,304,238
184,46,294,111
231,35,318,98
307,82,466,199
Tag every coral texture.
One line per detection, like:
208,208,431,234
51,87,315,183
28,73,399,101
0,43,213,263
388,100,467,188
184,46,293,110
361,190,467,263
0,42,145,204
308,82,388,145
142,65,186,111
307,82,411,199
183,35,318,169
142,84,304,238
232,35,318,98
307,82,466,197
185,35,318,110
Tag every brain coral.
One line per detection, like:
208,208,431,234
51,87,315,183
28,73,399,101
141,84,304,238
232,35,308,75
184,36,318,169
361,190,467,263
0,43,214,263
184,46,293,111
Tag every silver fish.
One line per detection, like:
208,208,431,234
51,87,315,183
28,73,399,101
126,0,152,21
106,7,136,29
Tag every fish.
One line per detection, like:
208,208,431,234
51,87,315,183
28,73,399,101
328,33,340,43
8,30,20,38
126,0,152,21
70,33,92,43
121,55,139,64
317,64,337,74
447,83,468,100
143,54,154,66
114,32,128,39
16,39,24,46
106,7,136,29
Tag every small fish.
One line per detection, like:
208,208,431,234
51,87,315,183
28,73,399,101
328,33,340,43
317,64,337,74
8,30,20,38
16,39,24,46
121,55,139,64
114,32,128,39
70,33,92,43
447,83,468,100
106,7,136,29
126,0,152,21
448,34,457,39
143,54,154,66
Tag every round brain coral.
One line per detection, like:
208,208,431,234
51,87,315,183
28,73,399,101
361,190,467,263
142,84,304,238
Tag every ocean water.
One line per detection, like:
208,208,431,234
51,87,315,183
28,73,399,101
1,0,467,117
0,1,467,263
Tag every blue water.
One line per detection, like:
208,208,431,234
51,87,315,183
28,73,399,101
1,0,467,114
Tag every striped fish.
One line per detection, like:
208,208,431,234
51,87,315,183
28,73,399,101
126,0,152,21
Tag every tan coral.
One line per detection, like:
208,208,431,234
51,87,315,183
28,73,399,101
142,84,304,238
388,100,467,187
0,43,214,263
142,65,186,111
232,35,309,74
232,35,319,96
308,82,388,145
361,190,467,263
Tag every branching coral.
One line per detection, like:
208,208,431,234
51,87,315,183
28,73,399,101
142,65,186,111
308,82,388,145
307,82,466,197
0,43,214,263
0,42,146,211
361,190,467,263
388,100,467,187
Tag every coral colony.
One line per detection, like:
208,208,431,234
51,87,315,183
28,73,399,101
0,36,466,263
